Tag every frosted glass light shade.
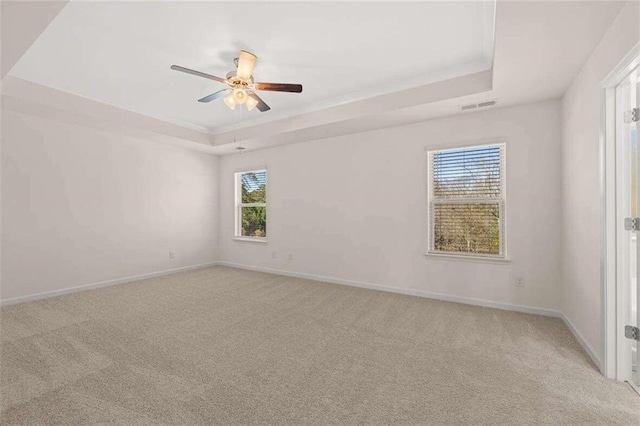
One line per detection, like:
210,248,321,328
233,88,248,104
236,50,257,80
223,95,237,110
246,96,258,111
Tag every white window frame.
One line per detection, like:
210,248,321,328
234,169,268,243
427,142,507,260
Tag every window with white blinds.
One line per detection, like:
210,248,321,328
428,143,505,258
235,170,267,239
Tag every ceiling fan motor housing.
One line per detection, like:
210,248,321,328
226,70,254,88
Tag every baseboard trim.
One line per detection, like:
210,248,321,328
0,262,219,306
560,312,602,371
216,261,562,318
220,262,610,368
3,259,602,372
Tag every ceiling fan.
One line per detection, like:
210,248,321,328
171,50,303,112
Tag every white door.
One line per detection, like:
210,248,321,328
616,66,640,390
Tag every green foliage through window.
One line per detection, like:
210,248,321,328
241,172,266,204
241,206,266,237
237,171,267,238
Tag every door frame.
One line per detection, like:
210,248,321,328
600,42,640,380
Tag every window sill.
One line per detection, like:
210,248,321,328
424,252,510,264
233,237,268,244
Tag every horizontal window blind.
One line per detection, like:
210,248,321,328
429,144,505,257
241,171,267,203
432,145,502,199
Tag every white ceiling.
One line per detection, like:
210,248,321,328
2,1,627,155
8,0,495,134
204,0,626,153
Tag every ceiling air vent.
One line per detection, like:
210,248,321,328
459,100,497,111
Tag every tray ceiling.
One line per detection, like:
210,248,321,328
9,0,495,134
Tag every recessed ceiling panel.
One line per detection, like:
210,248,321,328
9,1,495,133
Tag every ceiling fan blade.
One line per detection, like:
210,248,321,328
248,91,271,112
198,89,229,103
253,82,303,93
170,65,226,83
236,50,257,80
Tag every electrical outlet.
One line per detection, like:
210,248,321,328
271,251,277,259
515,277,524,287
169,251,175,259
287,253,293,261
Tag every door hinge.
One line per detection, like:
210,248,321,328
625,325,640,341
625,217,640,231
624,107,640,123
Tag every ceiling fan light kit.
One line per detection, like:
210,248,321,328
223,95,237,110
232,87,248,104
236,50,257,81
245,96,258,112
171,50,303,113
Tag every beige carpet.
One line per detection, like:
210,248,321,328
1,266,638,425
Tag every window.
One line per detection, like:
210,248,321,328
235,170,267,240
428,143,505,258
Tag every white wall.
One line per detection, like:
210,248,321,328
219,100,563,312
561,1,640,364
1,109,219,302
